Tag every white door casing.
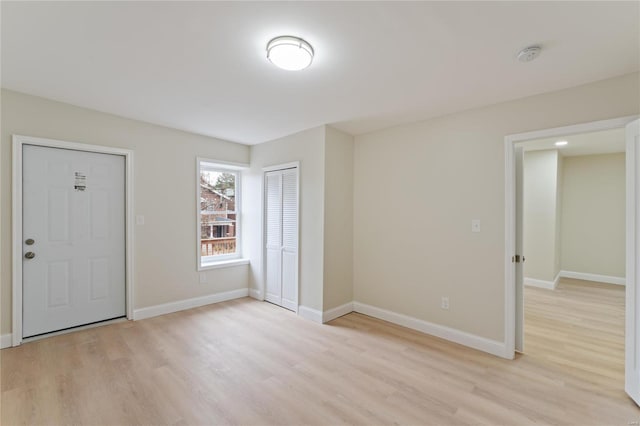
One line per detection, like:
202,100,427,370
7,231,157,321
12,135,134,346
263,164,299,312
626,118,640,406
515,146,524,353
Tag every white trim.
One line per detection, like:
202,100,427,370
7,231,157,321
625,118,639,403
524,277,556,290
353,302,509,359
297,305,323,323
249,289,262,299
12,135,135,347
504,115,639,359
559,270,625,286
323,302,354,323
133,288,248,320
1,334,13,349
199,258,249,271
262,162,299,172
199,158,249,171
506,115,639,143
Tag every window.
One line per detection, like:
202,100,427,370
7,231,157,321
197,159,243,268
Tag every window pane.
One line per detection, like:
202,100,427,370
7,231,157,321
200,170,237,257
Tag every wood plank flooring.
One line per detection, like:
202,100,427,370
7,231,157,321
524,278,626,394
1,288,639,425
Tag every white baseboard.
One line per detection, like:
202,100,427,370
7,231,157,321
524,277,557,290
133,288,249,320
323,302,354,323
560,270,625,286
297,305,323,323
1,333,13,349
249,289,262,300
352,302,509,359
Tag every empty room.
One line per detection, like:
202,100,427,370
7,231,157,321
1,1,639,425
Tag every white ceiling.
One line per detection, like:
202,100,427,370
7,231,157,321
521,128,625,157
2,2,639,145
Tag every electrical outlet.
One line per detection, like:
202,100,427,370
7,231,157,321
471,219,481,233
441,296,449,310
199,273,207,283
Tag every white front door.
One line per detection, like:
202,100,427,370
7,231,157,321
22,145,126,337
626,118,640,406
264,167,298,312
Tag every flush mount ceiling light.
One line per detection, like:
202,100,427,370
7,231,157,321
555,140,568,146
517,45,542,62
266,36,314,71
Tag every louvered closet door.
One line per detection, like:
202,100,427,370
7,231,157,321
280,169,298,311
264,171,283,306
264,167,298,312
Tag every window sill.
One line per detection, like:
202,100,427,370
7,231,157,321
199,258,249,271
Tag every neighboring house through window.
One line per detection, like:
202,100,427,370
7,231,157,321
197,159,242,268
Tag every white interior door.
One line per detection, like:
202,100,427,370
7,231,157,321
264,171,283,306
22,145,126,337
264,167,298,312
280,169,298,311
515,146,525,352
626,118,640,406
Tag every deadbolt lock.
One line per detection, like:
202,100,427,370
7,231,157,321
25,238,35,245
24,252,36,259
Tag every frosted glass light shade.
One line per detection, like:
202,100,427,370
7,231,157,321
267,36,314,71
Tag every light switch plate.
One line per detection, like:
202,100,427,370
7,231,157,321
136,215,145,225
471,219,481,233
199,273,207,283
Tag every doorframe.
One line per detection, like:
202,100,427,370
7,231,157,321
261,162,300,312
504,115,638,359
12,134,135,346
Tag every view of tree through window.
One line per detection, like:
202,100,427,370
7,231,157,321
200,170,237,257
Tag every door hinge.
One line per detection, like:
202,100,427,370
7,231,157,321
512,255,525,263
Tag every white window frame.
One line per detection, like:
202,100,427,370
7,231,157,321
196,158,248,270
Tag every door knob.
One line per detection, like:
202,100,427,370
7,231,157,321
25,238,35,245
24,252,35,259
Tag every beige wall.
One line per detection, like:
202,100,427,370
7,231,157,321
561,153,626,278
323,126,354,311
523,150,560,282
1,90,250,335
246,126,326,311
354,72,639,342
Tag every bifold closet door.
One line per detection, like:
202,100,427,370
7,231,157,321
265,171,283,306
264,168,298,312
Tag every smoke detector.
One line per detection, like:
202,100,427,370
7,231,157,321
517,46,541,62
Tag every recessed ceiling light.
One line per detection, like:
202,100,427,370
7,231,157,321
517,45,541,62
555,140,568,146
266,36,314,71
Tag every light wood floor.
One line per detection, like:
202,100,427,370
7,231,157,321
1,290,639,425
524,278,626,394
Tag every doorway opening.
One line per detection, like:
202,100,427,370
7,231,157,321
520,128,626,391
504,115,640,405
